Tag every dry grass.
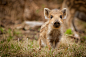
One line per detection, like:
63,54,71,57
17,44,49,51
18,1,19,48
0,20,86,57
0,28,86,57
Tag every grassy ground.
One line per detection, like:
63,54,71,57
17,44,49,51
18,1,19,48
0,19,86,57
0,26,86,57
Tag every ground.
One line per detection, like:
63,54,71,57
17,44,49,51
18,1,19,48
0,19,86,57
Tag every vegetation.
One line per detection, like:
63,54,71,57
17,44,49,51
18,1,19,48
65,29,73,35
0,27,86,57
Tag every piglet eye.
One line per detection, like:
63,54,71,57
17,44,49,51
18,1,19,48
60,15,62,19
50,15,53,19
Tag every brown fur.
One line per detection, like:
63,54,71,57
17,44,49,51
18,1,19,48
38,8,66,50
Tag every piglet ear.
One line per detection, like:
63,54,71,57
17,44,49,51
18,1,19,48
62,8,67,19
44,8,50,19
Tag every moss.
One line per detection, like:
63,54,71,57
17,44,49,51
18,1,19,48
65,29,73,35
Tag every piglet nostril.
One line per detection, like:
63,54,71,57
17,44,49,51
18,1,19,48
54,22,60,25
57,22,60,25
54,22,57,25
